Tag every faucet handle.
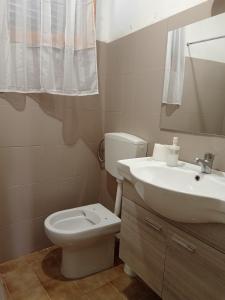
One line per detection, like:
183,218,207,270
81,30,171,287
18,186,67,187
204,153,215,162
195,153,215,174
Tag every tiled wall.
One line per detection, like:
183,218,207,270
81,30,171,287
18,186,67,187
100,0,225,209
0,43,106,262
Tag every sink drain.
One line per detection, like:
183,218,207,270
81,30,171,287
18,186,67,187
195,175,200,181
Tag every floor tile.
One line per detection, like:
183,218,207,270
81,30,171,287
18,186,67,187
76,264,123,294
24,246,58,265
112,273,161,300
0,246,157,300
42,280,82,300
0,257,27,274
85,283,125,300
30,250,63,284
10,285,50,300
3,264,42,294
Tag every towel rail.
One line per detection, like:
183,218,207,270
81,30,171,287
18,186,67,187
187,34,225,46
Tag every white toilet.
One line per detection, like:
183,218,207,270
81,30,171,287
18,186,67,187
44,133,147,279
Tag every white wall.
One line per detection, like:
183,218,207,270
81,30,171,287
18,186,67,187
96,0,207,42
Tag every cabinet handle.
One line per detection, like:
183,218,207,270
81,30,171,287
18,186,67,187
144,218,162,232
172,235,196,253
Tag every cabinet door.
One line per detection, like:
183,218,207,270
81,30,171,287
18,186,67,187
120,198,167,296
163,227,225,300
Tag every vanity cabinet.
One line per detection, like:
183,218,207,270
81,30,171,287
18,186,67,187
163,228,225,300
120,197,225,300
120,197,167,296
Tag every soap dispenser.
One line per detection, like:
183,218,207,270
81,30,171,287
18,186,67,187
167,137,180,167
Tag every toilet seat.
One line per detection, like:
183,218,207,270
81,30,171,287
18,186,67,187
45,203,121,247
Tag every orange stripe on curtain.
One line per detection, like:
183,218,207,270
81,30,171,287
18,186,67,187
93,0,96,20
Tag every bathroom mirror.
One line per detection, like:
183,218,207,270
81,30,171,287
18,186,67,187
160,12,225,137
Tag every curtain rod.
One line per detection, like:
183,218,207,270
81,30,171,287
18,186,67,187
187,34,225,46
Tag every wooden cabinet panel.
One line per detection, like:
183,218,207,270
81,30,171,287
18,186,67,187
119,197,167,296
163,227,225,300
123,181,225,254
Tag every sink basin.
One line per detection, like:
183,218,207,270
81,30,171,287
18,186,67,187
117,157,225,223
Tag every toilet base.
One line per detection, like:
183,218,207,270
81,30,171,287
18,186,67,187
124,264,136,277
61,236,115,279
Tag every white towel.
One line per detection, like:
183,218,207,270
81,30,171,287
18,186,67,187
162,28,186,105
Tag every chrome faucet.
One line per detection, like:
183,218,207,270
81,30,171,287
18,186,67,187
195,153,215,174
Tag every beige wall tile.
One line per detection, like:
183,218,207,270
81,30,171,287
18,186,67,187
36,182,62,217
39,146,62,182
0,146,42,187
105,74,123,112
78,109,103,143
78,95,100,111
39,112,64,146
97,42,108,76
0,216,51,262
99,170,117,212
59,177,84,208
58,145,80,179
0,43,106,262
133,21,168,71
105,112,122,133
133,68,164,114
0,106,44,147
0,184,40,230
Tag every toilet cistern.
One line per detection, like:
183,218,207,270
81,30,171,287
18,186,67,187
105,133,148,216
195,152,215,174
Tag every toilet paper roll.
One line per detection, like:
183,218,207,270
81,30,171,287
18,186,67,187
152,143,169,162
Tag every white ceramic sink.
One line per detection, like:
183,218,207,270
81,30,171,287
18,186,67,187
117,157,225,223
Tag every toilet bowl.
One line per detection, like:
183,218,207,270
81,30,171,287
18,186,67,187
45,203,121,279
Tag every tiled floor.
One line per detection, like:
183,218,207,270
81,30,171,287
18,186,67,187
0,246,160,300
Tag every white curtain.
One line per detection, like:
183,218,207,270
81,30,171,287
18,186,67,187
162,28,186,105
0,0,98,96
